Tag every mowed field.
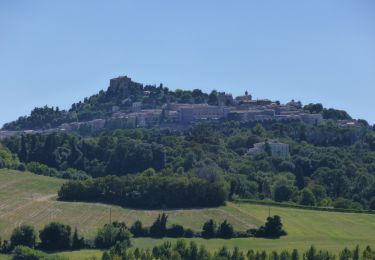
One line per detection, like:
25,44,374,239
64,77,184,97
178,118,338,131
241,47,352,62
0,169,375,256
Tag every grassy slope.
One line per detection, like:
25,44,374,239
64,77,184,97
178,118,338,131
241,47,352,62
0,169,374,256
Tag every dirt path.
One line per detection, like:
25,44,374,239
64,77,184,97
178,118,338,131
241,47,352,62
34,194,57,202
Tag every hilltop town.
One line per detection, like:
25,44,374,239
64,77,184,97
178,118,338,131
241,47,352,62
0,76,365,139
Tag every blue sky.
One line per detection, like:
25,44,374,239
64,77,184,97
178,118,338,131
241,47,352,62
0,0,374,127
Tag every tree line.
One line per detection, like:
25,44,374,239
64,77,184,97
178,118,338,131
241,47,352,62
103,241,375,260
58,174,229,208
0,222,84,254
0,214,286,259
128,214,286,240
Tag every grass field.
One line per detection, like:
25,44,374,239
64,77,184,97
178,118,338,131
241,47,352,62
0,254,10,260
0,169,375,256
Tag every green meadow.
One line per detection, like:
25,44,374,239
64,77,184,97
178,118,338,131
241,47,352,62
0,169,374,256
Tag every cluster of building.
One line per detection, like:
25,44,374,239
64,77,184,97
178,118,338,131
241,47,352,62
337,119,364,128
54,77,324,131
3,77,365,137
102,90,323,129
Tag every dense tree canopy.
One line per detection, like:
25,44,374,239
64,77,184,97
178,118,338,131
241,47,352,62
58,174,229,208
2,117,375,210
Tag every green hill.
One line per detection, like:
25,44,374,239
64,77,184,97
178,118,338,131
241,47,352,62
0,169,374,254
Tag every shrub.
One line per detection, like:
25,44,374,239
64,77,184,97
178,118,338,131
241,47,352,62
17,163,26,172
333,198,363,210
13,246,47,260
12,245,67,260
167,225,185,238
184,229,195,238
300,188,316,206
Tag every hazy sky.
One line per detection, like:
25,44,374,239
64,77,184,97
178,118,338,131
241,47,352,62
1,0,374,127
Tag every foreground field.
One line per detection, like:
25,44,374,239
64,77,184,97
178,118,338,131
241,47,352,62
0,169,375,254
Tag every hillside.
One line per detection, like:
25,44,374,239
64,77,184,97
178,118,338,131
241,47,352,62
1,169,374,254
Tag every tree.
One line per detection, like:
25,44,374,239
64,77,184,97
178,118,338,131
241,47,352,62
208,90,218,105
255,215,287,238
366,133,375,151
130,220,146,237
217,220,234,239
150,213,168,237
339,248,352,260
95,222,131,249
10,225,36,249
304,103,323,114
72,228,84,250
183,152,196,171
273,179,295,202
291,249,299,260
232,246,245,260
0,157,5,168
352,246,360,260
253,124,266,137
310,184,327,204
201,219,217,239
39,222,72,251
150,214,168,238
300,188,316,206
370,197,375,210
264,140,272,156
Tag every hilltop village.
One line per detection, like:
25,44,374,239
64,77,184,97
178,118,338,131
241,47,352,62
0,76,364,139
58,76,323,130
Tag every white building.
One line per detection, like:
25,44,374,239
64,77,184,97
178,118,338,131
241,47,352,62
248,140,290,157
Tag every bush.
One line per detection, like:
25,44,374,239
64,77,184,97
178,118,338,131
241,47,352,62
184,229,195,238
12,245,67,260
26,162,51,176
300,188,316,206
333,198,363,210
10,225,36,249
167,225,185,238
17,163,26,172
13,246,47,260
